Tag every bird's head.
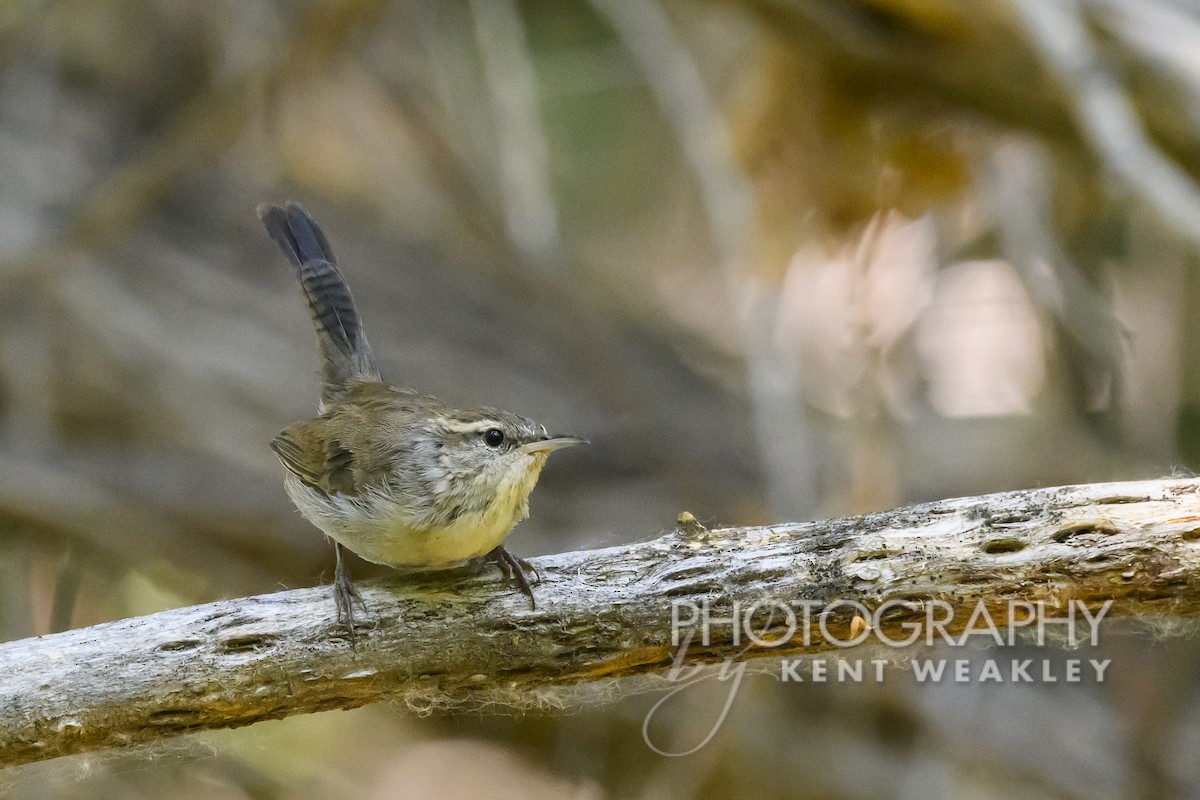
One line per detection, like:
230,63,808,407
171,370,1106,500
423,408,586,527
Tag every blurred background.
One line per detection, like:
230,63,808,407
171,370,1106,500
3,0,1200,797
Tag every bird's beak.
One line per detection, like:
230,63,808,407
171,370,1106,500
520,435,589,454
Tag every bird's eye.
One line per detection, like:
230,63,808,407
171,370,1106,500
483,428,505,448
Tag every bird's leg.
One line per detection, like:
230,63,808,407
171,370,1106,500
485,546,539,610
333,542,366,636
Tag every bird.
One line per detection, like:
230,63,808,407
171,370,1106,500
258,201,586,633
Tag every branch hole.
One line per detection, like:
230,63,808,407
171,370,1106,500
988,513,1033,525
218,634,277,654
1053,522,1119,543
848,550,895,562
982,538,1027,554
661,582,724,598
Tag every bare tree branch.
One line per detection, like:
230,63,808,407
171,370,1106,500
4,478,1200,768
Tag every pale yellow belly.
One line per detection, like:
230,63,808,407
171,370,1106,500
336,512,512,568
284,476,520,569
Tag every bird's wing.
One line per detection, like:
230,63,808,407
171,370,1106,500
270,419,360,496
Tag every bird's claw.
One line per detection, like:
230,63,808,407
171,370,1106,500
486,546,539,610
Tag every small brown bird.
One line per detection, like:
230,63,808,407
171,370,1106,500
259,201,585,631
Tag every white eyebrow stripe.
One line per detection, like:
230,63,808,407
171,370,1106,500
441,419,505,435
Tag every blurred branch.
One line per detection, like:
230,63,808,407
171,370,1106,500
591,0,816,518
469,0,562,272
979,139,1128,407
0,455,271,590
49,546,83,634
60,0,383,254
0,536,31,641
1014,0,1200,246
5,478,1200,767
0,1,385,296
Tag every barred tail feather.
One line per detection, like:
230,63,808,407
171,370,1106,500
259,202,379,402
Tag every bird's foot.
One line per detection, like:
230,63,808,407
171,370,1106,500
486,546,539,610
